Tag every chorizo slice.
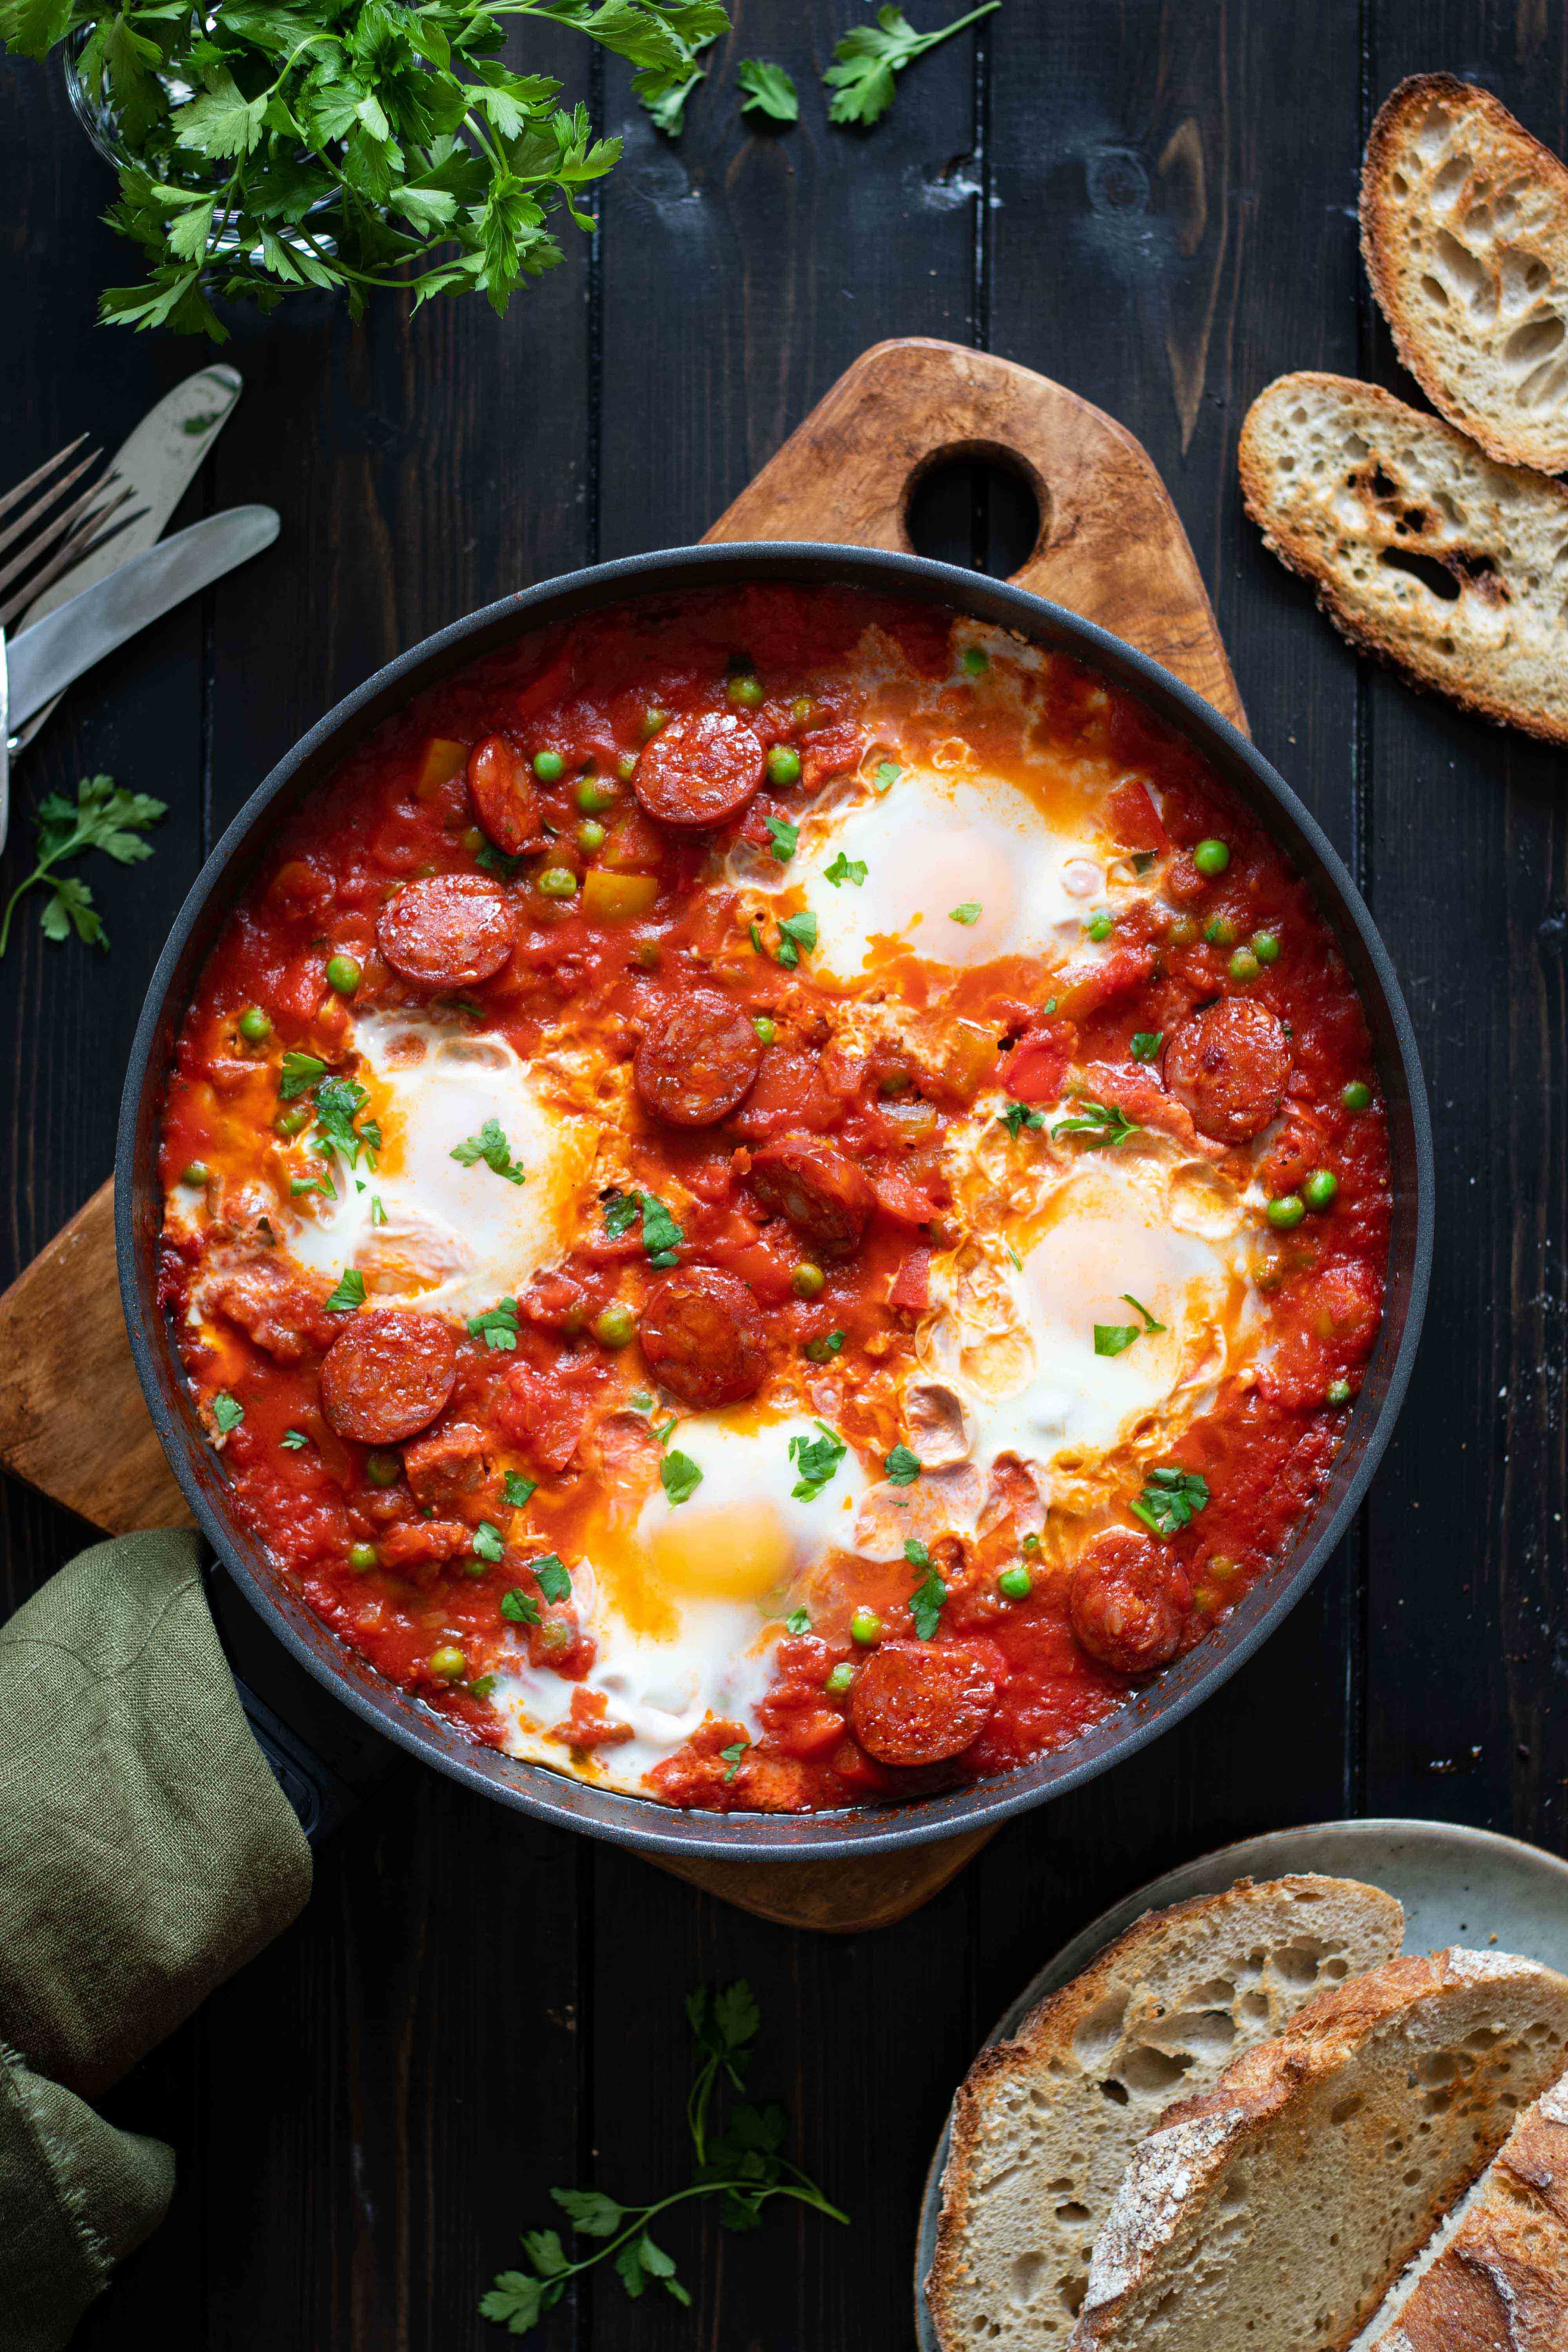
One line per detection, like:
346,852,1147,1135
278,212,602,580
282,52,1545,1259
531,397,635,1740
467,733,541,856
633,709,764,828
640,1265,767,1408
376,874,515,988
402,1420,486,1511
1163,997,1290,1144
635,989,763,1126
319,1308,458,1444
848,1641,997,1768
1069,1527,1189,1675
750,1132,873,1259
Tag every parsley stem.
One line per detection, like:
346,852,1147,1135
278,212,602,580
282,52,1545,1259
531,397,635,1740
911,0,1002,41
551,2177,851,2290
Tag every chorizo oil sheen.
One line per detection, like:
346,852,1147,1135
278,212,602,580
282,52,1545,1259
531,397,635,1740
158,586,1390,1812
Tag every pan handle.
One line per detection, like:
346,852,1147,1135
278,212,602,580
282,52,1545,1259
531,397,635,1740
704,337,1247,735
235,1676,359,1845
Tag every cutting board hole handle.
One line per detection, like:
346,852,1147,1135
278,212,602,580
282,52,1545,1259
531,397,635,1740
902,441,1049,585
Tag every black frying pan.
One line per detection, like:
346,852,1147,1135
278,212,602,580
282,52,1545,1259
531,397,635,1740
116,543,1433,1862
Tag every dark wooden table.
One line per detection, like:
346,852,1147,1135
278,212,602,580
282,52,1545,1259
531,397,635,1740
4,4,1564,2343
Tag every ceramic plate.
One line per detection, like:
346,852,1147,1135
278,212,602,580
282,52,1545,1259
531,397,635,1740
913,1815,1568,2349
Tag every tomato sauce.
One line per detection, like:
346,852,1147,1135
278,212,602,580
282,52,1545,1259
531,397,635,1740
159,585,1390,1812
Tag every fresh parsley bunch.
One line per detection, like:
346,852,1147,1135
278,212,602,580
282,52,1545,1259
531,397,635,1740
0,0,729,336
0,773,165,955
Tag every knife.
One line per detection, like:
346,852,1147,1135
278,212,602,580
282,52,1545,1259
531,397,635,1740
4,505,279,734
9,364,245,754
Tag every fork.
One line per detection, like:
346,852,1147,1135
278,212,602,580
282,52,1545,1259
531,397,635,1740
0,437,141,631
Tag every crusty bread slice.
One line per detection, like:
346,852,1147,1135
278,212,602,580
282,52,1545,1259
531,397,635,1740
1362,74,1568,473
1362,2063,1568,2351
1072,1949,1568,2352
924,1875,1404,2352
1238,371,1568,743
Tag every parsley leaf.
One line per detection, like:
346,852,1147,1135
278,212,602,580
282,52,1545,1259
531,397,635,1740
603,1191,641,1238
451,1118,527,1185
500,1587,541,1626
785,1606,812,1634
824,851,867,888
1094,1321,1140,1357
873,759,901,793
661,1450,703,1506
788,1421,847,1502
280,1428,308,1451
531,1554,572,1604
1000,1099,1046,1139
1130,1031,1164,1063
467,1297,520,1352
1052,1098,1142,1149
908,1563,947,1639
604,1189,684,1267
719,1739,748,1781
774,909,818,968
0,774,165,957
949,901,982,926
323,1267,366,1313
472,1521,504,1563
803,1329,845,1362
737,58,798,120
311,1075,380,1171
824,1,1002,127
903,1535,929,1566
884,1444,921,1486
1130,1465,1210,1539
764,813,798,863
278,1051,327,1101
211,1391,244,1434
503,1470,537,1509
1123,1294,1165,1333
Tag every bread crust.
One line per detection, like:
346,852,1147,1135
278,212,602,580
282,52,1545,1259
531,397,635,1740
1362,74,1568,472
1238,370,1568,744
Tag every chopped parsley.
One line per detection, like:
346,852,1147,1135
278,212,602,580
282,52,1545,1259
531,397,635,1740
603,1190,684,1269
873,760,901,793
949,901,982,926
450,1118,527,1185
775,909,818,969
1000,1100,1046,1139
280,1429,309,1451
903,1535,929,1566
719,1740,749,1783
960,644,989,676
1093,1296,1167,1358
475,842,525,881
1130,1031,1164,1063
468,1674,499,1700
661,1450,703,1506
748,919,766,955
785,1607,812,1635
906,1541,947,1639
764,815,799,864
603,1192,641,1239
629,1391,654,1411
531,1555,572,1604
211,1391,244,1434
824,852,867,888
1131,1466,1210,1540
789,1421,847,1502
500,1587,540,1626
290,1173,336,1200
737,58,798,121
323,1268,366,1313
1052,1098,1142,1149
278,1051,326,1101
472,1521,505,1563
312,1074,381,1170
884,1445,921,1487
370,1196,388,1227
502,1470,537,1510
467,1297,520,1352
804,1329,845,1362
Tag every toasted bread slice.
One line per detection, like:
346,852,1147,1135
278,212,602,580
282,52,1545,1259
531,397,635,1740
923,1875,1404,2352
1363,2064,1568,2350
1362,74,1568,472
1072,1949,1568,2352
1238,372,1568,743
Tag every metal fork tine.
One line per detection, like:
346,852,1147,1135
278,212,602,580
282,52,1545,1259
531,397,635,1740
0,453,110,570
0,479,132,605
0,501,146,629
0,436,92,527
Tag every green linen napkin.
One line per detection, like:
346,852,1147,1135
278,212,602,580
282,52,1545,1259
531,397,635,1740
0,1530,312,2350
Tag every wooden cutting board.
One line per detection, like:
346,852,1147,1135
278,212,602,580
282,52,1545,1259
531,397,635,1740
0,338,1244,1933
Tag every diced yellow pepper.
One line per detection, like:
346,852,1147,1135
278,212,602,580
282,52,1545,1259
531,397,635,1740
582,870,659,922
416,737,470,797
943,1018,1001,1103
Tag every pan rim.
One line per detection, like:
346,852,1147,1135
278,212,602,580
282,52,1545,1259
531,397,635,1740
115,539,1433,1860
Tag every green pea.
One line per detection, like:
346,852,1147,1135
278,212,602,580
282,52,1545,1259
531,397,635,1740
752,1015,777,1045
532,749,564,782
791,697,813,725
181,1161,212,1187
766,744,802,787
326,953,360,996
238,1006,271,1044
791,1263,826,1300
1167,915,1200,948
998,1566,1033,1601
961,645,989,675
1342,1079,1372,1112
348,1542,379,1572
1326,1377,1352,1406
878,1069,911,1096
826,1661,855,1694
593,1303,637,1349
1228,946,1261,985
616,752,639,782
804,1333,842,1363
1193,838,1230,877
1251,931,1280,965
1204,914,1237,949
536,866,580,900
577,775,618,813
1303,1168,1339,1212
1267,1193,1306,1231
1020,1532,1040,1553
728,673,764,710
273,1108,308,1140
577,819,607,853
365,1451,401,1488
1086,912,1114,943
849,1606,882,1648
429,1644,467,1680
